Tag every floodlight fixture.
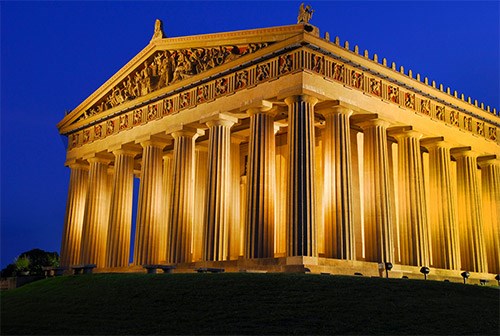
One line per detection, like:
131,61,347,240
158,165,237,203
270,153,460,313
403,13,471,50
461,271,470,284
385,262,393,279
420,266,430,280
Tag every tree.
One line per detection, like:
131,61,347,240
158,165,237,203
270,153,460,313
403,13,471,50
1,249,59,277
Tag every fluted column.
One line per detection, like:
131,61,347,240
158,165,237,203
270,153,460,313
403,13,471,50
161,152,174,263
421,138,460,270
285,95,318,257
229,137,243,260
320,105,355,260
391,128,429,267
192,146,208,262
203,115,236,261
169,128,202,263
478,158,500,274
453,149,488,272
133,138,167,266
80,154,112,266
105,147,138,268
245,104,276,259
60,161,89,267
357,118,394,263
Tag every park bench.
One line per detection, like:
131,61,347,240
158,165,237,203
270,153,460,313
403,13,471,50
41,266,67,277
143,264,176,274
195,267,225,273
71,264,96,275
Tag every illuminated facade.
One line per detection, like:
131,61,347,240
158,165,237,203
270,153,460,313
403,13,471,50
57,10,499,281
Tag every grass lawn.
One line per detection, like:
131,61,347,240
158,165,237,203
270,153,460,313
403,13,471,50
1,273,498,335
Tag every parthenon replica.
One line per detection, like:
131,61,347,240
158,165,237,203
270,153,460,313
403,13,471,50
57,5,499,281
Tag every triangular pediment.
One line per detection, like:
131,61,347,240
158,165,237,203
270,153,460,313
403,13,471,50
58,24,308,134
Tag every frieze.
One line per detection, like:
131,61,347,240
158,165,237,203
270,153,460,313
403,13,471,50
68,48,498,149
79,43,272,122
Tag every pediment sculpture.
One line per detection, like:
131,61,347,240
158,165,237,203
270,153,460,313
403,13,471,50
79,42,271,122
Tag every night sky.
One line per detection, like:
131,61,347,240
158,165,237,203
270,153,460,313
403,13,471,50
1,1,498,269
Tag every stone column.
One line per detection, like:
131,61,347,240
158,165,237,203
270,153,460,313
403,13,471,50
421,138,460,270
229,137,244,260
80,154,112,267
60,160,89,267
203,115,237,261
245,104,276,259
192,146,208,262
169,128,202,263
478,157,500,274
390,128,430,267
133,137,168,266
285,95,318,257
161,152,174,263
357,118,394,263
105,147,138,268
453,149,488,272
320,105,355,260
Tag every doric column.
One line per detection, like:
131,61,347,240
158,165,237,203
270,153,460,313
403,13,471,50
202,114,237,261
285,95,318,257
80,154,112,267
319,105,355,260
192,146,208,262
60,160,89,267
169,128,202,263
390,128,429,267
161,152,174,263
421,138,460,270
229,136,244,260
357,118,394,263
105,146,138,268
453,149,487,273
478,157,500,274
245,103,276,259
133,137,168,266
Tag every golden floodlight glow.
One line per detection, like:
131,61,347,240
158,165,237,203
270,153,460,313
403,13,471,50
57,6,499,282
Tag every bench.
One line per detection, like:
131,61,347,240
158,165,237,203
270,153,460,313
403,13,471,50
71,264,96,275
41,267,67,277
195,267,225,273
143,265,176,274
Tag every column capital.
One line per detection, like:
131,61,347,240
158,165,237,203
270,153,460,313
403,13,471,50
202,113,238,128
135,134,170,149
110,143,142,157
284,94,318,106
316,100,353,117
83,152,113,165
162,151,174,160
477,155,499,168
171,126,204,139
450,147,477,159
356,118,391,130
387,126,423,139
65,159,89,170
231,134,246,144
240,100,276,116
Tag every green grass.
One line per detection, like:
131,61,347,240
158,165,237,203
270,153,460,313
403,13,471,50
1,273,498,335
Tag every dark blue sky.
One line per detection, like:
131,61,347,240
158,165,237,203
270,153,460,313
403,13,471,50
1,1,498,268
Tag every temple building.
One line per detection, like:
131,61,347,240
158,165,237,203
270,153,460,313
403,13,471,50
57,6,499,281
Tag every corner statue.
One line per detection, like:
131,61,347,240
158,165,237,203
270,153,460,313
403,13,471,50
297,3,314,24
151,19,165,41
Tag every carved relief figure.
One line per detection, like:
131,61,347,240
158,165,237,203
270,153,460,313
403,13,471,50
71,134,79,148
333,63,344,81
351,71,363,89
119,115,129,130
107,120,115,135
179,92,190,108
370,78,381,96
488,127,496,140
256,64,270,81
235,70,248,89
215,78,228,96
388,86,399,103
421,100,430,115
197,85,209,103
477,122,484,135
463,116,472,131
83,130,90,144
151,19,165,40
279,54,293,74
312,54,323,74
147,105,158,121
405,93,415,109
133,110,142,125
94,125,102,139
297,3,314,24
436,106,445,121
164,99,174,115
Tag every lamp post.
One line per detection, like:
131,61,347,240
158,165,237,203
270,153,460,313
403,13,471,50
420,266,430,280
461,271,470,284
385,262,393,279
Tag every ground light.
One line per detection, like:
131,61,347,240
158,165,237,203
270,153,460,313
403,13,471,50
461,271,470,284
495,274,500,286
385,262,393,278
420,266,430,280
